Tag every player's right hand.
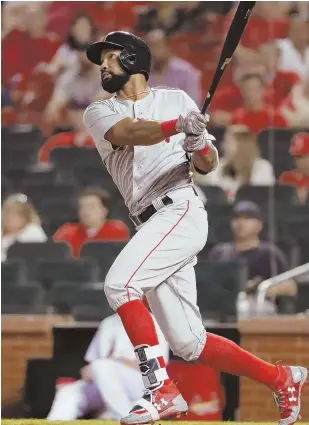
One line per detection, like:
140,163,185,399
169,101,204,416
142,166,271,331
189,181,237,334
176,110,209,135
80,364,93,382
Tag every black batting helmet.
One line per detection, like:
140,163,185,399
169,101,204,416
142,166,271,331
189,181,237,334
86,31,151,81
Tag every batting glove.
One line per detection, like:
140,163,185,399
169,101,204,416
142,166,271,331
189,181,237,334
183,129,216,152
176,110,210,136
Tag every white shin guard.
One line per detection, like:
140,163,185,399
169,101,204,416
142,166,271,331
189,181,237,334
134,344,169,389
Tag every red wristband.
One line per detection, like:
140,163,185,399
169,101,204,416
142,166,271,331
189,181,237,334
199,145,210,156
160,119,178,138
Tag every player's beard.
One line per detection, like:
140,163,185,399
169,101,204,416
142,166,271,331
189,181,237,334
101,71,130,93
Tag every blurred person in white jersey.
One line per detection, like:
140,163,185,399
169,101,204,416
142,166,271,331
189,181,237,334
47,312,169,420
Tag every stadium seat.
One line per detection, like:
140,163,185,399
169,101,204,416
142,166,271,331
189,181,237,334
199,186,227,204
2,284,44,314
22,183,78,207
73,287,114,321
208,216,233,243
39,199,78,235
73,165,110,185
1,176,13,201
34,258,100,290
48,282,77,314
257,128,307,178
206,203,233,219
3,146,38,168
1,126,44,148
299,241,309,264
278,204,309,222
50,147,102,169
2,166,32,187
296,277,309,312
197,241,216,260
21,169,58,187
80,241,127,280
285,217,309,243
49,283,111,316
74,171,122,200
7,242,72,280
1,259,27,286
72,304,112,322
195,260,246,322
235,185,296,206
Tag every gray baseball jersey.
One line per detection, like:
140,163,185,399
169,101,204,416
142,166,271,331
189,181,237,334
83,88,198,216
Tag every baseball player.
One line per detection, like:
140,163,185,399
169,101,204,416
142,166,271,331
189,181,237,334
47,312,169,420
84,31,307,425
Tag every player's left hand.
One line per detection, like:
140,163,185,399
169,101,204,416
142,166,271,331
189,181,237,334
183,129,216,152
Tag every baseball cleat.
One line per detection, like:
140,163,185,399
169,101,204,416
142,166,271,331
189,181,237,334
120,381,188,425
273,364,308,425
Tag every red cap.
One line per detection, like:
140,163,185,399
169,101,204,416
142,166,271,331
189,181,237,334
289,132,309,156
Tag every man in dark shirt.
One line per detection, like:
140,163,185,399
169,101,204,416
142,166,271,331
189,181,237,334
208,201,297,299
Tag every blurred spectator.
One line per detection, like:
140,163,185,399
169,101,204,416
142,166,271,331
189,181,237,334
259,40,300,107
43,46,108,138
146,29,202,106
238,2,290,50
47,312,168,420
279,132,309,203
210,40,299,127
280,74,309,127
208,201,297,305
209,80,243,127
195,126,275,202
135,2,179,33
1,1,30,38
82,1,136,34
2,2,59,86
44,2,83,40
231,74,287,133
53,188,129,257
1,193,47,261
41,14,97,77
277,17,309,80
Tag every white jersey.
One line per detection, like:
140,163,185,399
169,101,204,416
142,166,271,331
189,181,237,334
84,313,169,364
83,88,198,215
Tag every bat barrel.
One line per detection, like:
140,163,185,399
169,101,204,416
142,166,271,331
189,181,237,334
201,1,256,115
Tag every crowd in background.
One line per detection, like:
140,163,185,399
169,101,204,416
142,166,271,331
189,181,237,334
2,1,309,316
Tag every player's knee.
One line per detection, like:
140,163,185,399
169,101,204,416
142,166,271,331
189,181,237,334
170,330,207,361
104,279,127,311
104,273,142,311
103,275,125,310
170,341,198,361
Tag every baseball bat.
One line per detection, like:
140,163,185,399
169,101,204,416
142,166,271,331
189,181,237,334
201,1,256,115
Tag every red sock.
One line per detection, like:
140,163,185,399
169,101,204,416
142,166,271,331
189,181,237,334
117,299,171,385
200,333,284,388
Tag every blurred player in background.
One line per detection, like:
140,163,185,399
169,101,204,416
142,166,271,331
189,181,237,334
279,132,309,203
47,312,169,420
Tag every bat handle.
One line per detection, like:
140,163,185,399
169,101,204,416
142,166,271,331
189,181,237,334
201,95,211,115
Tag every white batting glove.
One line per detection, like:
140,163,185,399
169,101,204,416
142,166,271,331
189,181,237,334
183,129,216,152
176,110,210,136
